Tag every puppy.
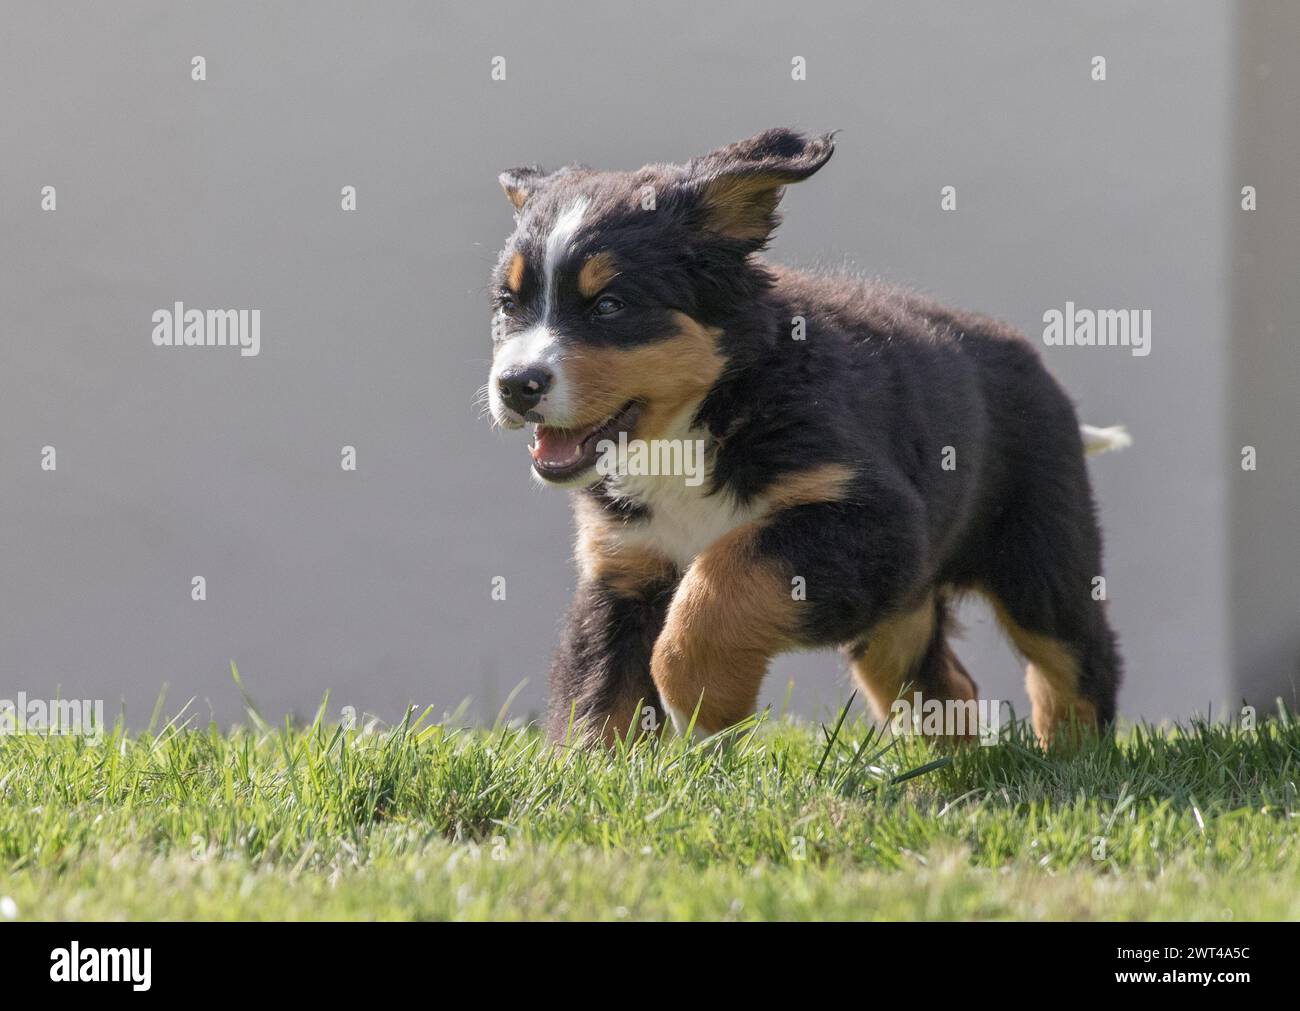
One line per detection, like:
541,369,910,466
486,128,1125,747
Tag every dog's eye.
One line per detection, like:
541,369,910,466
497,291,518,314
593,295,624,318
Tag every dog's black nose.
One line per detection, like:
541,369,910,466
498,366,553,416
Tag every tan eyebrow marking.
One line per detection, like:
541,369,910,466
506,252,526,293
577,251,619,299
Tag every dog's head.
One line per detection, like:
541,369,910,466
486,128,835,486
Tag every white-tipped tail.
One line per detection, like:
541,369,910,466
1080,423,1132,456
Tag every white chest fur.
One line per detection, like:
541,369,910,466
603,468,761,571
588,406,765,570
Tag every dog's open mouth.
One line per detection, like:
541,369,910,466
529,401,642,482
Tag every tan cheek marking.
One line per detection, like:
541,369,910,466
577,251,619,299
506,252,526,293
651,521,799,733
566,313,725,437
763,463,855,511
982,592,1096,746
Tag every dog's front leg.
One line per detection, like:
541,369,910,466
651,490,924,737
547,569,676,747
650,518,807,737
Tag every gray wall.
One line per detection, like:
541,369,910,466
1231,1,1300,712
1,1,1281,730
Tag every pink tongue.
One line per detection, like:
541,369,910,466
531,425,590,466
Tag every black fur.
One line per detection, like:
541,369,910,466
548,578,673,742
489,128,1122,742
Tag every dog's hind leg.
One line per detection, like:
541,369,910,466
848,591,980,742
978,457,1122,747
983,589,1119,748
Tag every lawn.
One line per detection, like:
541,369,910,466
2,692,1299,921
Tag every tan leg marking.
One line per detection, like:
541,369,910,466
849,595,939,721
577,251,619,298
637,462,850,733
651,521,798,734
849,594,979,742
984,594,1096,746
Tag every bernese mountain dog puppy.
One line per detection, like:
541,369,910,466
486,128,1127,748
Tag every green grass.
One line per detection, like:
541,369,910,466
2,690,1299,921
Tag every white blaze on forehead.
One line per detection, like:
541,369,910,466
489,196,588,427
494,325,560,372
542,197,589,322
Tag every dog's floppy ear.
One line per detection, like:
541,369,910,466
498,165,548,211
498,163,591,211
684,128,835,244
